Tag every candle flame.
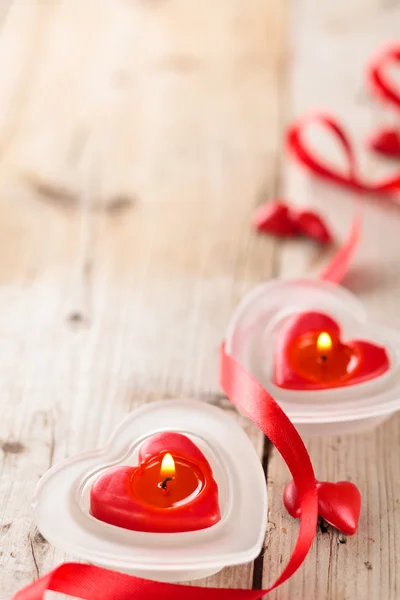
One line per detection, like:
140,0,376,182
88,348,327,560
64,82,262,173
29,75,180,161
160,453,175,478
317,332,332,352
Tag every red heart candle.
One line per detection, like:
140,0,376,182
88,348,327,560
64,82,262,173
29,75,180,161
274,312,390,390
90,432,221,533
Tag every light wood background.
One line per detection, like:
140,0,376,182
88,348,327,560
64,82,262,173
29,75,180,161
0,1,399,599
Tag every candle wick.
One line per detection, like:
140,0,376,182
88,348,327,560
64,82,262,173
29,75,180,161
161,476,174,490
319,355,327,363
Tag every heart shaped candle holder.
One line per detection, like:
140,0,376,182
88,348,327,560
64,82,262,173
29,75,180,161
33,400,267,582
225,278,400,436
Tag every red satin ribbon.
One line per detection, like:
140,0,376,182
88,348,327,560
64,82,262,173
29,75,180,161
319,209,361,284
12,348,318,600
286,113,364,282
287,113,400,197
369,43,400,110
367,44,400,158
286,110,400,281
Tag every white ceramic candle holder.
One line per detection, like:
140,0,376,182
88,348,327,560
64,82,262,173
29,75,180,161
33,400,267,582
225,278,400,437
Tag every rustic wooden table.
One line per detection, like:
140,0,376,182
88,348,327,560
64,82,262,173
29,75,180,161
0,1,399,599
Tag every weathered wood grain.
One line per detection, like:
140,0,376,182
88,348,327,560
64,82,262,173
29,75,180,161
0,0,399,599
0,0,286,597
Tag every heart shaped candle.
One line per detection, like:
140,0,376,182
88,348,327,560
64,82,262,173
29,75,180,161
274,311,390,390
90,432,221,533
224,278,400,436
33,400,267,581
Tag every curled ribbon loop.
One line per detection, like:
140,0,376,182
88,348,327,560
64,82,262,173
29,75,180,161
368,43,400,110
287,113,400,197
367,44,400,158
286,113,363,283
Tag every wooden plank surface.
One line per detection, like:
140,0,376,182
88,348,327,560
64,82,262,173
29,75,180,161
0,1,399,599
265,1,400,599
0,0,285,597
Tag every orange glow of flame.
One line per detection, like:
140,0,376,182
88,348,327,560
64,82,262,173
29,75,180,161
160,453,175,478
317,332,332,353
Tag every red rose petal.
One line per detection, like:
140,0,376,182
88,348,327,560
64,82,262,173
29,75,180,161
296,210,333,245
368,128,400,158
252,202,298,237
